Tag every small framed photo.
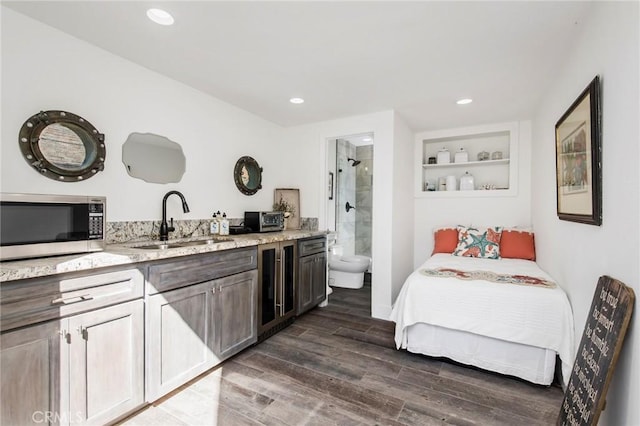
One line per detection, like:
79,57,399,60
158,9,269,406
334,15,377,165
274,188,300,230
555,76,602,225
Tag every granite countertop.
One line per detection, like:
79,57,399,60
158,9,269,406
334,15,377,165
0,230,327,283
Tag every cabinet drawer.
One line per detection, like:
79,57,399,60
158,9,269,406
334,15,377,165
147,247,258,294
298,236,326,257
1,268,144,332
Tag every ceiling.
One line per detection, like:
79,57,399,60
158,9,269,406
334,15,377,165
4,1,592,131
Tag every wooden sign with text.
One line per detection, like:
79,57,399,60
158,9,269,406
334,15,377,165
557,276,635,426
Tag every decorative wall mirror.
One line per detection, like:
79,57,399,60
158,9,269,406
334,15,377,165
122,132,186,184
18,110,105,181
234,156,262,195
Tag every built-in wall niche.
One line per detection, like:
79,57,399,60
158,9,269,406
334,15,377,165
414,122,519,198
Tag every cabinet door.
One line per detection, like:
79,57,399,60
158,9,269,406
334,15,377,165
280,241,297,320
1,320,67,426
258,243,278,333
214,270,258,360
146,282,214,401
297,255,315,315
68,300,144,425
311,252,327,306
297,252,327,315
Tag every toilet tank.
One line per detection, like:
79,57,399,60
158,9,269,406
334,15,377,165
330,244,344,258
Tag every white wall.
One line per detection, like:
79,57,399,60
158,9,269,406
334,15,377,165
391,112,415,302
1,8,288,222
412,121,532,267
1,7,416,322
287,111,412,319
531,2,639,425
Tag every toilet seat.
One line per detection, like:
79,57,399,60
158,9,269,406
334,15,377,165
327,236,371,289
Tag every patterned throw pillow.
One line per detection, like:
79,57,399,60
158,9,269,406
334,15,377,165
453,226,503,259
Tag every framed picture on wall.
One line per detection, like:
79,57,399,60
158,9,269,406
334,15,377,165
274,188,300,230
555,75,602,226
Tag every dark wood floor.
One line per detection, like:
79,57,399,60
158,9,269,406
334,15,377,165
121,281,564,425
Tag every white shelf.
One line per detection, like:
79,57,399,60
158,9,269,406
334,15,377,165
414,121,519,198
422,159,509,169
415,188,513,198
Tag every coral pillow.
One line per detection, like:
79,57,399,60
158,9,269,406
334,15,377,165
453,226,502,259
432,228,458,254
500,229,536,260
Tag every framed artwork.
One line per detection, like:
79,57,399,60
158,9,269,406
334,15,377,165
555,75,602,226
274,188,300,230
328,172,334,200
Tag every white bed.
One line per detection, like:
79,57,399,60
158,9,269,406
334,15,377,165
390,254,575,386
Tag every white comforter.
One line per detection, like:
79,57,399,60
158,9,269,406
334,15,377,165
390,254,575,385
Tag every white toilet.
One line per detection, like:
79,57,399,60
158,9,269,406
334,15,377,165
328,235,371,289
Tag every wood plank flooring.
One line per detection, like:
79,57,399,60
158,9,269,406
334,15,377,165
120,280,563,425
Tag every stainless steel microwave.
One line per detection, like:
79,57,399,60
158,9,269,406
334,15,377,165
244,211,284,233
0,193,106,261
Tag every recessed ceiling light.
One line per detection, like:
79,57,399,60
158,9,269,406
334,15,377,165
289,97,304,104
362,136,372,142
456,98,473,105
147,8,174,26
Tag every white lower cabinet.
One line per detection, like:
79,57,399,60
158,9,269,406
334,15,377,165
0,299,144,426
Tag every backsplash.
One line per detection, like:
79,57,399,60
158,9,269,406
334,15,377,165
106,217,319,244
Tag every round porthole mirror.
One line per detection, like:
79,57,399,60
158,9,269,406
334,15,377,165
18,110,106,181
234,156,263,195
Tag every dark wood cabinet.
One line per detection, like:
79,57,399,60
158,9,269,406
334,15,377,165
0,269,145,426
297,236,327,315
258,241,296,340
214,270,258,360
1,320,65,426
146,248,258,401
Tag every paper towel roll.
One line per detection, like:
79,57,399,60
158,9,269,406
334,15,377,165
446,175,457,191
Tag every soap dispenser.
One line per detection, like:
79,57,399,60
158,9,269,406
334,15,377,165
210,211,220,235
219,213,230,236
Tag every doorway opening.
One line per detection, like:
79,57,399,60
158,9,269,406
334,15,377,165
326,133,374,267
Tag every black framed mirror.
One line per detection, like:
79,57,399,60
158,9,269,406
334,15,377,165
234,156,262,195
18,110,106,181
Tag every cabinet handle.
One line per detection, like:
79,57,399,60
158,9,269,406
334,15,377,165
59,329,71,344
51,294,94,305
280,248,285,316
78,327,88,340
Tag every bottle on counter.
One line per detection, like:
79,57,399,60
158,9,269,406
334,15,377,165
210,211,220,235
219,212,230,236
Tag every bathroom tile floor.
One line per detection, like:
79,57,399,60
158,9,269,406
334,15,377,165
119,280,563,425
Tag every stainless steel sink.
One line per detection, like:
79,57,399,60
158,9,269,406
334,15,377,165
131,237,232,250
133,243,185,250
178,237,233,246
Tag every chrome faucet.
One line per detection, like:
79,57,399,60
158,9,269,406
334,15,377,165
160,190,190,241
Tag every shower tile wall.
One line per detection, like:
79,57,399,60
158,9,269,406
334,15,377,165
336,140,356,256
355,145,373,258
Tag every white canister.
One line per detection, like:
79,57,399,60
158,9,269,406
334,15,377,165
460,172,475,190
436,148,450,164
445,175,457,191
454,148,468,163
